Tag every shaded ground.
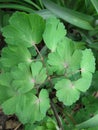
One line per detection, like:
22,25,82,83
0,109,23,130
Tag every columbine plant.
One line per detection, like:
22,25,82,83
0,12,95,129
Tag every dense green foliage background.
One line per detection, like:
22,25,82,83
0,0,98,130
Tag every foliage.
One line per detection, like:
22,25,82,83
0,0,98,129
0,11,96,130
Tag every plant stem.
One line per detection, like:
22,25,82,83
14,123,22,130
66,112,76,125
57,104,76,125
33,44,64,129
50,99,64,130
33,44,44,61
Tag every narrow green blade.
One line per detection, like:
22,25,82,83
42,0,94,30
76,114,98,129
91,0,98,13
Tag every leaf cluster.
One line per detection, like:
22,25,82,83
0,11,96,129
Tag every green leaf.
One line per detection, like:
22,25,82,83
76,114,98,129
73,41,86,50
2,12,45,47
31,61,47,85
67,50,82,75
0,72,12,87
46,118,59,129
16,89,50,124
46,40,82,77
0,3,35,13
55,79,80,106
74,73,92,92
81,49,95,76
39,89,50,115
42,0,94,30
43,17,66,52
29,46,37,56
36,9,55,19
74,95,98,124
48,38,76,74
0,85,10,104
0,46,31,69
11,63,34,94
0,73,17,104
91,0,98,13
2,89,50,124
25,124,46,130
2,96,18,114
92,71,98,89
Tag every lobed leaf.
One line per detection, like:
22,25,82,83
43,17,66,52
2,12,45,47
48,37,81,75
2,89,50,124
67,50,82,75
0,45,31,69
74,72,92,92
2,96,18,114
55,79,80,106
0,73,15,104
0,85,11,104
0,72,12,87
81,49,95,75
31,61,47,85
11,63,34,94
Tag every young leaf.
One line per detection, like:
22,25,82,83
39,89,50,115
43,17,66,52
46,118,59,129
55,79,80,106
0,46,31,69
48,38,75,74
31,61,47,85
2,12,45,47
81,49,95,76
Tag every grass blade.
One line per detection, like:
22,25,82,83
76,114,98,129
42,0,94,30
91,0,98,13
0,4,35,13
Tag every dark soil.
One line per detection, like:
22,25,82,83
0,109,23,130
